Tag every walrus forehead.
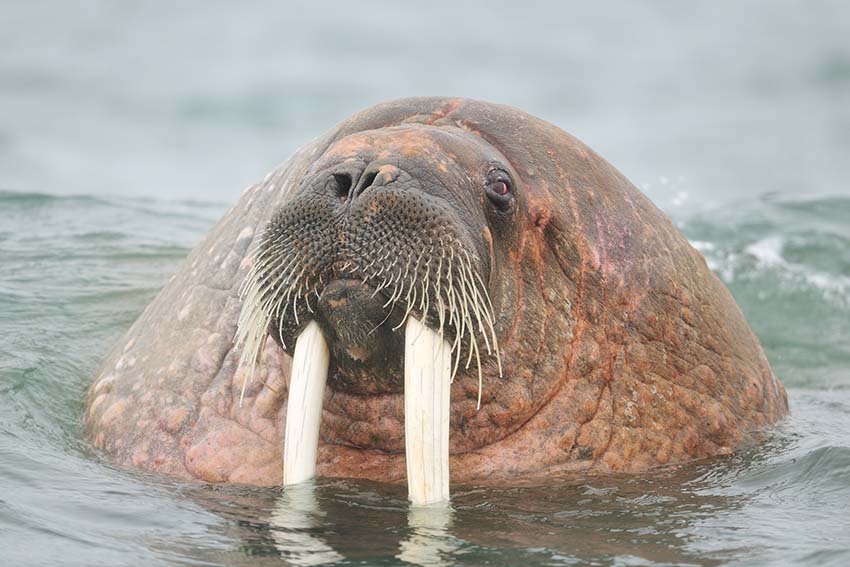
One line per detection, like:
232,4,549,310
314,124,512,179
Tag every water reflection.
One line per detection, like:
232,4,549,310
161,411,850,567
268,483,465,567
446,467,750,566
269,482,344,566
397,504,463,566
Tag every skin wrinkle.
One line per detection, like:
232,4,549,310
503,232,527,345
449,119,527,192
487,300,575,452
591,303,619,466
476,212,555,443
518,219,555,406
594,348,622,465
581,382,611,461
532,156,590,426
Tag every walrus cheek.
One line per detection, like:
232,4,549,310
282,316,453,505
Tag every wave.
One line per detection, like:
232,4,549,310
0,189,112,206
732,445,850,497
684,194,850,306
0,189,229,212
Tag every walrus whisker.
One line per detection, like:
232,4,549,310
419,252,433,316
382,270,404,309
462,259,493,356
249,242,285,274
372,260,388,280
392,281,419,332
471,331,483,409
436,294,446,339
277,308,286,346
447,294,462,366
370,278,387,298
370,283,400,334
403,247,425,304
457,273,478,370
361,258,376,274
471,271,500,351
234,301,272,406
406,285,419,323
264,287,290,332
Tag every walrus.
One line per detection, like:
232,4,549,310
85,97,788,504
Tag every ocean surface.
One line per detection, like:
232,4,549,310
2,2,849,566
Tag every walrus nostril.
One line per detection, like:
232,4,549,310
351,164,401,199
351,170,379,199
332,173,353,199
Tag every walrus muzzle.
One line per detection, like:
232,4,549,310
235,158,501,504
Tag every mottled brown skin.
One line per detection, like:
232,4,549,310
85,98,788,485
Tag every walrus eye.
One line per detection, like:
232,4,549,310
485,169,514,210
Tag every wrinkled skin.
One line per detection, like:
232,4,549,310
85,98,788,485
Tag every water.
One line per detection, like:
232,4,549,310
1,2,849,566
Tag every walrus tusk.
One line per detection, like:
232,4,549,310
404,316,452,505
283,320,330,485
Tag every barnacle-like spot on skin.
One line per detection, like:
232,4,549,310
99,400,128,428
177,303,192,322
237,227,254,242
93,374,116,395
89,393,108,415
165,407,190,433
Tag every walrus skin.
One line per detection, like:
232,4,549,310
85,97,788,485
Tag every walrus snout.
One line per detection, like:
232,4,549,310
243,132,499,379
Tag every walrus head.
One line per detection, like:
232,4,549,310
235,112,577,503
84,97,786,500
242,125,511,398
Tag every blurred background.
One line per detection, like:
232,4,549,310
2,0,848,207
2,2,850,565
